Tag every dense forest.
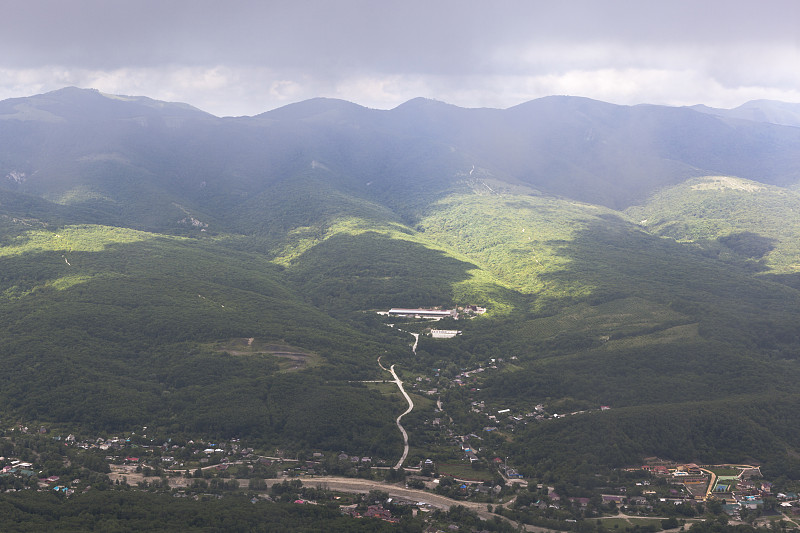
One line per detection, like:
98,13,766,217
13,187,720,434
2,88,800,494
0,491,415,532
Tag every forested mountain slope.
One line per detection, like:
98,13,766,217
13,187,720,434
1,88,800,476
4,88,800,223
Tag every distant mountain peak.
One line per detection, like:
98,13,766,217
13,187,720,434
258,97,372,121
507,94,620,112
395,96,449,107
690,99,800,127
390,97,467,113
0,86,214,123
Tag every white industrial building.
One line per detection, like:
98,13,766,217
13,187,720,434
387,308,457,319
431,329,461,338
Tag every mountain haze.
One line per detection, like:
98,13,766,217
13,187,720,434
2,88,800,480
4,88,800,221
691,99,800,128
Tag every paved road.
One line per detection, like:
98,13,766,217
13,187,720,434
114,468,555,532
378,357,414,469
700,468,717,501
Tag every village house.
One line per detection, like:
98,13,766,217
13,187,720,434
568,497,591,507
364,505,392,519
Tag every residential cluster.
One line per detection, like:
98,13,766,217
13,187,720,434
640,458,800,519
2,424,393,496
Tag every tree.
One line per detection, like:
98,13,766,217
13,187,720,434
366,489,389,504
662,517,680,529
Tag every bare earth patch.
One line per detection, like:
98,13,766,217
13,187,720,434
691,176,765,192
214,338,321,371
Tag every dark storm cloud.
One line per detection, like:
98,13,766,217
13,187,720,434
1,0,799,115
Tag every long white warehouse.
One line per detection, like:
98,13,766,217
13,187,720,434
388,308,457,319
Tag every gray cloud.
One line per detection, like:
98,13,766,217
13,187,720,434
2,0,798,115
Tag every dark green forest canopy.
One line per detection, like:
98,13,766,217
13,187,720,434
0,227,411,454
0,491,409,532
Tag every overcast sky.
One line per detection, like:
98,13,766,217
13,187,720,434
2,0,799,117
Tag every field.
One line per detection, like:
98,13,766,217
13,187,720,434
706,467,743,476
599,517,667,530
436,463,495,482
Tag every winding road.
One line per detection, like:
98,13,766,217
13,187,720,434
378,357,414,469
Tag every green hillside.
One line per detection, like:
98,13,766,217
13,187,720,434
405,187,800,476
627,175,800,273
0,222,412,457
3,89,800,483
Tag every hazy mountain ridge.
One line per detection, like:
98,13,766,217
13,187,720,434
0,86,214,123
691,99,800,128
2,88,800,225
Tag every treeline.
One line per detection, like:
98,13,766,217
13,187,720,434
502,394,800,480
0,491,416,532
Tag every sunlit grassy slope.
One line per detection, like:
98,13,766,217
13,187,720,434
416,192,614,298
627,175,800,273
401,186,800,473
415,185,800,359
